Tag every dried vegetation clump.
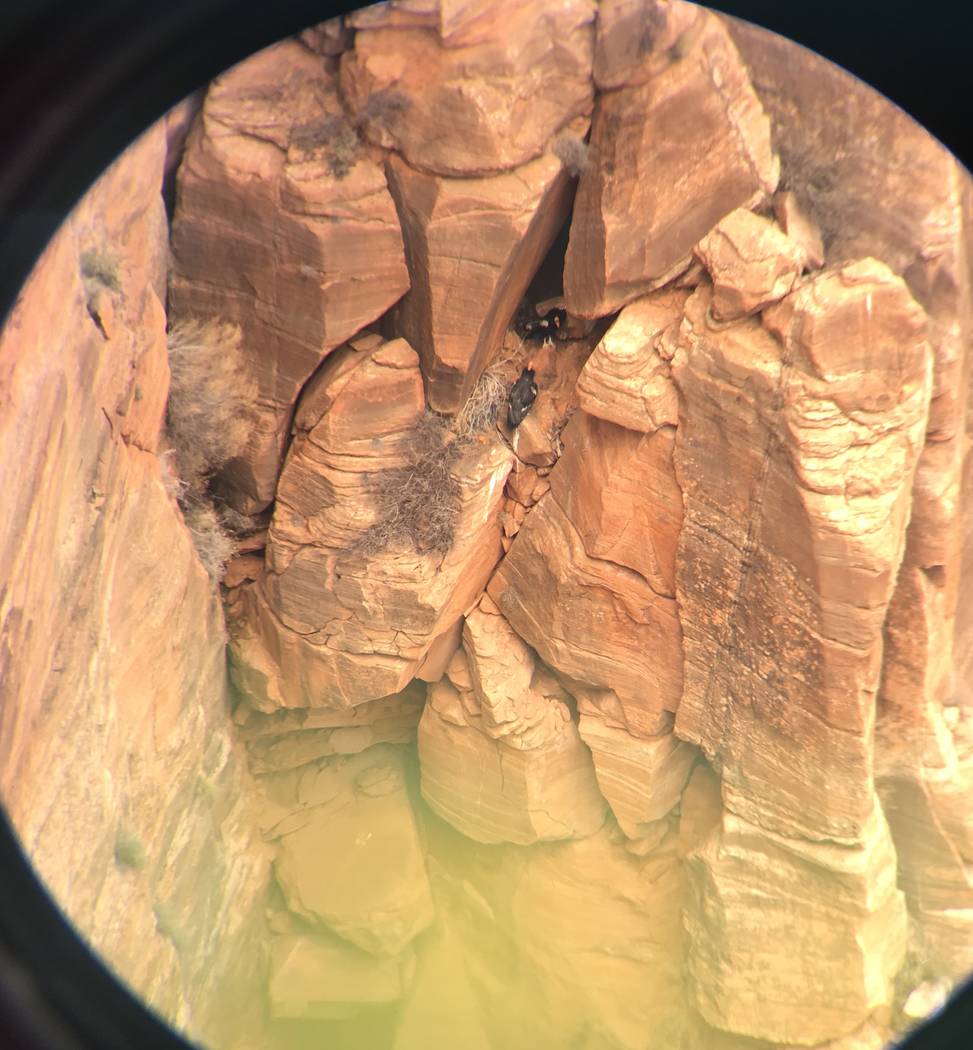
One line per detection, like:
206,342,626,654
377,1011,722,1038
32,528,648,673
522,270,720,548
357,412,463,557
552,133,590,177
80,246,122,294
164,318,257,581
356,355,515,558
290,114,360,179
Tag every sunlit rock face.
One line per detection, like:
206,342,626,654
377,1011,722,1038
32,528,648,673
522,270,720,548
169,38,410,513
0,122,271,1047
4,2,973,1050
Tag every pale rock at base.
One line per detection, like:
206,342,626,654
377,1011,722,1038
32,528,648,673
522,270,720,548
268,746,434,957
269,930,413,1019
685,806,907,1046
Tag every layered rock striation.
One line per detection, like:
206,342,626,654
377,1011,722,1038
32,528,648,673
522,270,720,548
5,3,973,1050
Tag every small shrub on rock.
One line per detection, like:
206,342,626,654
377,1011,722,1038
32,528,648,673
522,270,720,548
165,318,256,581
357,412,463,557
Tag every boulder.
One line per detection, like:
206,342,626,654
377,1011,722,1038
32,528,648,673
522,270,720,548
564,8,778,317
269,930,412,1019
577,702,696,839
417,600,607,844
269,746,434,956
385,150,574,411
575,289,686,432
227,335,514,709
694,208,807,320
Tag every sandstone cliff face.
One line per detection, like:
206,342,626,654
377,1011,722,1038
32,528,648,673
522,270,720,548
4,3,973,1050
0,124,270,1046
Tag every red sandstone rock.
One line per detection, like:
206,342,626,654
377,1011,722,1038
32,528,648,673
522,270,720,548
489,410,683,734
575,289,685,431
0,120,270,1043
673,270,931,844
577,703,696,838
227,336,515,709
694,208,806,319
593,0,702,91
417,597,607,844
564,8,778,318
169,38,409,512
685,807,906,1044
340,0,596,176
385,151,574,411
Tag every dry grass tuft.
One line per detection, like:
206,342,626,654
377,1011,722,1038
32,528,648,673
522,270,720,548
352,351,522,559
552,134,590,178
182,499,238,581
357,88,411,132
167,319,255,490
165,318,256,581
357,412,463,557
452,369,507,441
80,247,121,293
290,114,360,178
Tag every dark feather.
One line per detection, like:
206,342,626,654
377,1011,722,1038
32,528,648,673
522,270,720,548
507,368,538,429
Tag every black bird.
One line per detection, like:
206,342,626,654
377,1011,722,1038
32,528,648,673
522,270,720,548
507,366,538,429
519,307,566,341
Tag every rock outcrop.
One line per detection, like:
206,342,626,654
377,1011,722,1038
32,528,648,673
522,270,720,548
385,150,575,411
0,121,270,1047
564,4,778,317
675,266,932,845
228,334,514,709
170,38,410,512
6,4,973,1050
417,598,607,844
340,0,596,176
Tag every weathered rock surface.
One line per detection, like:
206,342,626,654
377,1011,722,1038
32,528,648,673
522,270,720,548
417,599,607,844
575,288,685,432
694,208,806,319
685,807,906,1045
263,746,433,956
227,334,514,709
0,121,270,1047
340,0,596,176
593,0,702,91
577,698,696,839
490,409,683,732
235,682,426,774
385,150,574,411
674,266,932,844
564,7,778,317
169,38,409,512
416,816,686,1049
270,930,413,1019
